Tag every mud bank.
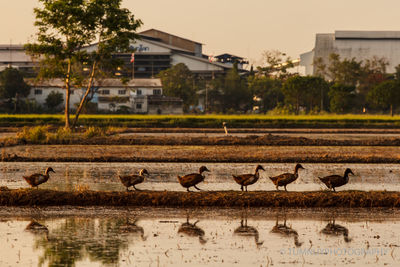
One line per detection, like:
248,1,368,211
2,145,400,163
1,188,400,208
5,134,400,147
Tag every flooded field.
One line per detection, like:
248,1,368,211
1,162,400,192
0,207,398,266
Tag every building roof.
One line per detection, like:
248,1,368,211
335,31,400,40
25,78,162,88
140,29,202,45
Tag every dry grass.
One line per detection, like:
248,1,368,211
1,189,400,207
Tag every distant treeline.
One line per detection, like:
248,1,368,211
159,52,400,116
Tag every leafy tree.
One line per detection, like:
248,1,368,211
0,68,31,112
158,63,196,112
367,80,400,116
257,50,295,79
45,91,64,111
328,83,356,113
248,75,283,112
26,0,142,128
221,62,252,112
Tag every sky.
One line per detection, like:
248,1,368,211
2,0,400,66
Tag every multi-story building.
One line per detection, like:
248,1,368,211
300,31,400,77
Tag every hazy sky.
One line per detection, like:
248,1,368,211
2,0,400,66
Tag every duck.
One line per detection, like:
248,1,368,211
232,165,265,191
269,163,304,191
178,216,207,244
23,167,55,189
119,169,149,191
321,219,351,242
178,166,210,192
318,168,354,192
271,218,302,247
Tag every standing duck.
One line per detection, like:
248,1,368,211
318,168,354,192
233,165,265,191
23,167,55,189
269,163,304,191
119,169,149,191
178,166,210,192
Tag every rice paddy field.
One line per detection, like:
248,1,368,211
1,121,400,266
3,114,400,127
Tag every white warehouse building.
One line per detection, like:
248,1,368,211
300,31,400,76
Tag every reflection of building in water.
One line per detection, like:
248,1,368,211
321,220,352,242
178,215,207,244
271,218,303,247
233,215,263,247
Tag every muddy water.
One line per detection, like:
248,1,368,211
1,162,399,192
0,207,398,266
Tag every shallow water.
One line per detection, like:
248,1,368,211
1,162,400,192
0,207,398,266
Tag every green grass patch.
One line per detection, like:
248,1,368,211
2,114,400,128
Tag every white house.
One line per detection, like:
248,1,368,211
26,78,183,114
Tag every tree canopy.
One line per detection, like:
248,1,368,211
26,0,142,128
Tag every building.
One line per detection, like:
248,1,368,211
0,29,247,81
300,31,400,76
0,45,36,76
26,78,183,114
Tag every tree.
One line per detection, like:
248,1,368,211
0,68,31,112
221,62,252,112
247,75,283,112
45,91,64,111
158,63,196,112
328,83,356,113
257,50,295,79
26,0,142,128
367,80,400,116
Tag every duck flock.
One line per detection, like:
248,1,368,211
22,164,355,192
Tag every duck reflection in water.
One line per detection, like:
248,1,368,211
321,219,352,243
178,215,207,244
25,220,50,240
271,218,303,247
118,218,146,241
233,212,263,247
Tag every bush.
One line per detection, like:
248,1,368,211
84,126,106,138
16,126,49,142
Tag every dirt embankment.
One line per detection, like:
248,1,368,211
4,134,400,147
2,144,400,163
1,188,399,208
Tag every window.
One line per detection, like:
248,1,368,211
100,89,110,95
136,103,142,109
153,89,161,95
118,89,126,95
34,89,42,95
137,89,142,95
70,90,74,95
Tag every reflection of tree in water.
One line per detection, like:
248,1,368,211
233,211,263,247
321,219,352,243
30,217,145,267
271,218,303,247
178,215,207,244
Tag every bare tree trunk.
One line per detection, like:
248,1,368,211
64,59,71,129
72,60,97,127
